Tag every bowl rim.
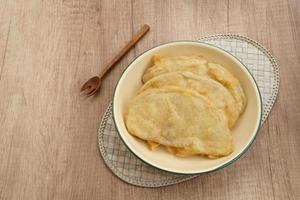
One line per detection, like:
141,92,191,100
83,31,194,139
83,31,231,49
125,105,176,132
112,40,263,175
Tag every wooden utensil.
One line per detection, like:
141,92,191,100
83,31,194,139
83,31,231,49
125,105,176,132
80,24,150,96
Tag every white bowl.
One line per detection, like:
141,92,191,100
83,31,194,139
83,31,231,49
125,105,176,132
113,41,262,174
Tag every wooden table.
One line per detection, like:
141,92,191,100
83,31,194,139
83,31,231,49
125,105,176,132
1,0,299,199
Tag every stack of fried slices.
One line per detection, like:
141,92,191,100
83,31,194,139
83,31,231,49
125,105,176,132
125,55,246,158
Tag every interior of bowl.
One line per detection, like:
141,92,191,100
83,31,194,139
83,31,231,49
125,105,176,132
113,41,262,174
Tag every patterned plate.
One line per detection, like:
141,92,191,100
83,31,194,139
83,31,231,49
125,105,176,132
98,35,279,187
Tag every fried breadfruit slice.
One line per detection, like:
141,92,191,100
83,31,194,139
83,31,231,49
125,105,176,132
139,71,239,128
125,86,234,157
207,63,246,115
142,55,208,83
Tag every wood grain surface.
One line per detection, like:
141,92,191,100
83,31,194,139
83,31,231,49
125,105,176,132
0,0,299,199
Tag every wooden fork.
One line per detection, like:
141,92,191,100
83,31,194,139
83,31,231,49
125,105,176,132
80,24,150,97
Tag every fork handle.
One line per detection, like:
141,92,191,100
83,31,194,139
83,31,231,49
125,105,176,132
99,24,150,78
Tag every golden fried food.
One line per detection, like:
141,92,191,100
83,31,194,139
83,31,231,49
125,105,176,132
139,71,239,127
125,86,234,157
142,55,208,83
125,55,247,158
147,140,160,150
207,63,247,114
